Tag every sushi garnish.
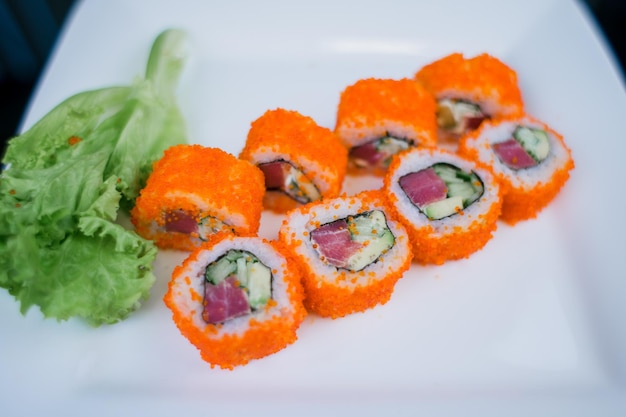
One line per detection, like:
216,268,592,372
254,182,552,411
310,210,395,272
203,249,272,324
258,160,321,204
349,136,412,169
399,163,484,220
436,98,487,135
492,125,551,170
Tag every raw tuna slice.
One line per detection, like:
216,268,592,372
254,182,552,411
493,138,537,169
164,210,198,234
398,167,448,208
202,276,251,324
258,160,286,189
310,219,361,269
349,141,385,167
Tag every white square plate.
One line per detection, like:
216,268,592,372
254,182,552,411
2,0,626,415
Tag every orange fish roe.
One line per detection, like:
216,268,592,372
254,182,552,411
131,144,265,251
278,190,412,319
334,78,437,175
240,108,348,213
298,257,408,318
383,147,502,265
67,136,82,146
415,53,523,115
163,233,306,370
458,115,574,226
498,167,572,225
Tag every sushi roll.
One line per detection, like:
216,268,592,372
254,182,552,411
458,115,574,225
163,233,306,369
383,147,502,265
334,78,437,174
131,144,265,251
278,190,412,319
239,108,348,213
415,53,524,146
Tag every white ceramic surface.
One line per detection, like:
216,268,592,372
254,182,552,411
2,0,626,415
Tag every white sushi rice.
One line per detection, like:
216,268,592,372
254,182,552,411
163,190,247,228
385,148,501,236
279,193,412,289
463,116,572,190
336,117,430,148
436,89,521,119
168,236,297,337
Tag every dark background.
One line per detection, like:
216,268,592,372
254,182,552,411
1,0,625,151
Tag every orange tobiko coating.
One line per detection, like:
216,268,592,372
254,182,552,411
335,78,437,145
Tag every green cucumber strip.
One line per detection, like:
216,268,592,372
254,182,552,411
205,255,237,285
347,210,395,271
246,261,272,308
513,126,550,162
424,196,464,220
432,164,461,183
417,163,486,219
235,256,248,287
284,163,321,204
204,249,272,310
197,216,232,241
447,181,476,200
350,210,389,241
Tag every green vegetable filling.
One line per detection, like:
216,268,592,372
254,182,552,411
346,210,395,271
311,209,395,272
197,216,233,240
285,165,321,204
513,126,550,162
205,250,272,310
424,163,484,220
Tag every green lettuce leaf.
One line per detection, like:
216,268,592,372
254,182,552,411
2,221,157,326
0,28,188,326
